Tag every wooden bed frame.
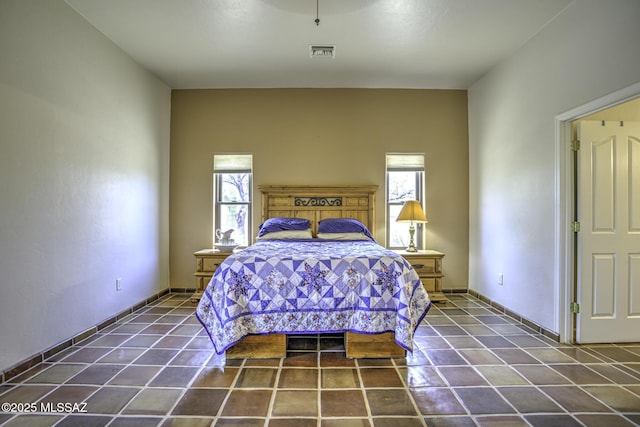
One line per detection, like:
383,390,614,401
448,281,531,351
225,184,405,359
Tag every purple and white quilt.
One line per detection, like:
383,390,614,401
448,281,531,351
196,239,431,354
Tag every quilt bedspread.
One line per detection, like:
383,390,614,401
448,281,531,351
196,240,431,354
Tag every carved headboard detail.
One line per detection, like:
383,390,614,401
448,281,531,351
258,185,378,237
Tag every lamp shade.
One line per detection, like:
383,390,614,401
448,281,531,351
396,200,428,223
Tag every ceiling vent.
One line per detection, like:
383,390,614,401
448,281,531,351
310,45,335,59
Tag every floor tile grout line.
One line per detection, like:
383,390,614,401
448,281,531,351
263,357,283,423
391,354,430,426
435,304,539,420
71,299,192,419
316,352,322,427
122,295,212,421
354,357,375,426
63,298,196,422
429,301,611,419
437,310,588,416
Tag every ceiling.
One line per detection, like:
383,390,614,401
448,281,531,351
65,0,573,90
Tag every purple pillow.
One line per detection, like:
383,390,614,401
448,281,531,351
317,218,374,240
258,217,311,237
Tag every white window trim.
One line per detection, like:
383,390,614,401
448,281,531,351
386,153,425,250
213,154,253,247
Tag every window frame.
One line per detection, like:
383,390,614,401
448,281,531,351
385,154,426,250
213,154,253,247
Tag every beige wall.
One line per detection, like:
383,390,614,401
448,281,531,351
582,96,640,121
170,89,468,291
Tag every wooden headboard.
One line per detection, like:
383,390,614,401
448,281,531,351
258,185,378,238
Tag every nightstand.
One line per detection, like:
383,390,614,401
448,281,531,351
192,249,237,302
395,249,447,303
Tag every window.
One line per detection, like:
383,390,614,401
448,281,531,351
386,153,425,249
213,154,252,247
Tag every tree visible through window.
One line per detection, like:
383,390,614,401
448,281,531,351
214,154,252,246
386,154,425,249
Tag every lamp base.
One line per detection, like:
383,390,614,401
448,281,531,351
405,223,418,252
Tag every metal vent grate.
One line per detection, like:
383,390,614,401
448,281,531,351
310,45,335,58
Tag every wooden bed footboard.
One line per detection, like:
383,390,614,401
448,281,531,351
345,332,405,358
225,334,287,359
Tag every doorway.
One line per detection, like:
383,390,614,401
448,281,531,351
557,84,640,344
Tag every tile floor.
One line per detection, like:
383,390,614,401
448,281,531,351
1,293,640,426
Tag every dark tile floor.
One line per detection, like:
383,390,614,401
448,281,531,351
1,293,640,426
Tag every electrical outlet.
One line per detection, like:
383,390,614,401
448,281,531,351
498,273,504,286
116,278,122,291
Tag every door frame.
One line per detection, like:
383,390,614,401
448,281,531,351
555,81,640,343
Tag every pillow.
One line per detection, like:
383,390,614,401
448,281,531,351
257,217,311,237
256,228,313,240
317,218,375,240
317,232,373,241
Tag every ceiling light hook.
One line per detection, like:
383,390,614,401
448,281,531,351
315,0,320,26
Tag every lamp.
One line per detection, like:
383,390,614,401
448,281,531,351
396,200,428,252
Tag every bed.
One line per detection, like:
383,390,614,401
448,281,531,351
196,185,432,358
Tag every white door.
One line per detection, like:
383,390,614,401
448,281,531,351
576,120,640,343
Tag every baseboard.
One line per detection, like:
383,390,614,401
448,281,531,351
462,289,560,342
1,287,171,383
